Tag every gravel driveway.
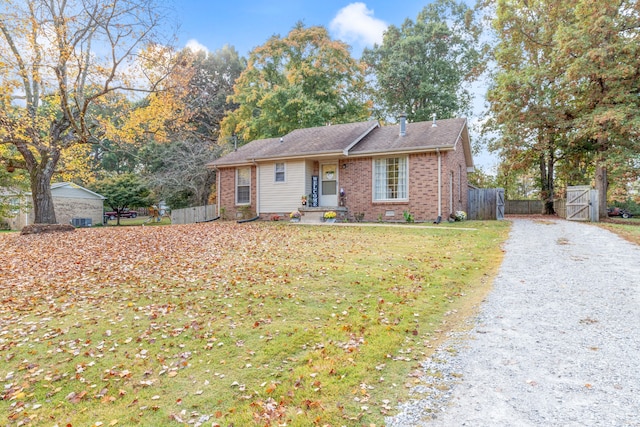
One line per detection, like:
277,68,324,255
387,218,640,426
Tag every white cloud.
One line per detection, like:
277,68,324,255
185,39,208,53
329,2,387,47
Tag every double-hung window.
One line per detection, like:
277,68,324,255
236,167,251,205
373,157,407,201
275,162,285,183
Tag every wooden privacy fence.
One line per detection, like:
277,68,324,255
468,188,505,220
504,199,567,217
170,204,217,225
505,200,544,215
554,199,566,218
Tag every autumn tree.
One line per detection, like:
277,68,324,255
554,0,640,217
363,0,486,122
484,0,575,214
485,0,640,216
220,23,371,143
141,46,245,208
0,0,173,224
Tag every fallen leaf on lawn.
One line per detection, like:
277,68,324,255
265,383,277,394
66,390,87,404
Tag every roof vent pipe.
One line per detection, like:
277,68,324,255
399,113,407,137
432,113,437,128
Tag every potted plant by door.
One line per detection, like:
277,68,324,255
324,211,337,223
290,210,301,222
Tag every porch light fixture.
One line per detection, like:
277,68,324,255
342,163,347,169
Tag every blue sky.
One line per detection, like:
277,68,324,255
171,1,496,171
172,1,429,57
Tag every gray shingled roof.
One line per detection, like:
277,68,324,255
210,118,470,167
210,121,378,166
349,118,466,154
209,136,282,166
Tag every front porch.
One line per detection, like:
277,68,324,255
298,206,347,224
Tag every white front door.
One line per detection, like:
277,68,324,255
319,163,338,206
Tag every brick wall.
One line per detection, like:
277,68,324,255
443,139,469,215
339,154,443,222
217,166,257,220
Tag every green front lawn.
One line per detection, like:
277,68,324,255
104,215,172,226
599,218,640,245
0,220,509,426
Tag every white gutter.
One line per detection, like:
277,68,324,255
212,166,221,218
437,148,442,219
346,145,454,158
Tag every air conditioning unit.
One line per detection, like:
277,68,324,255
71,218,92,227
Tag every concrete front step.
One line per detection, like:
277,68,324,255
300,211,324,223
299,206,346,223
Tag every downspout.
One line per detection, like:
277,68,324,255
252,159,260,216
214,166,220,218
437,148,442,219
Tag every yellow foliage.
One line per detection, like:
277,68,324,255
57,144,95,185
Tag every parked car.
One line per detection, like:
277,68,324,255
607,207,633,219
104,209,138,220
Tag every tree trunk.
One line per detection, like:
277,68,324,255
595,162,608,219
30,170,57,224
539,149,555,215
29,151,60,224
594,134,609,219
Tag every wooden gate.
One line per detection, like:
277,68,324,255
566,186,590,221
468,188,505,220
496,189,505,220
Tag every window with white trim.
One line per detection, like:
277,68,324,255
373,157,407,201
275,162,285,182
236,167,251,205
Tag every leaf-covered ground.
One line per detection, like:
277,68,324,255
0,221,509,426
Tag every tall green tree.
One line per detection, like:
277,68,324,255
184,45,246,139
0,0,173,224
220,23,371,142
363,0,485,122
91,173,151,225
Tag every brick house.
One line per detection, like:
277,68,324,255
208,116,473,222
